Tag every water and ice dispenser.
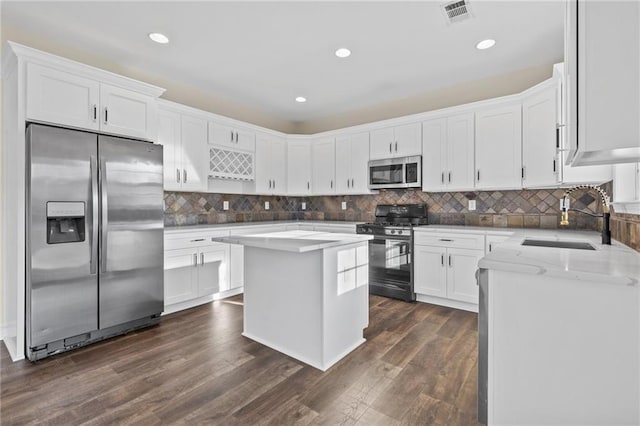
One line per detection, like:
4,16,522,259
46,202,85,244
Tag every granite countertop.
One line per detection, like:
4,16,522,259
212,230,373,253
164,220,363,233
474,228,640,286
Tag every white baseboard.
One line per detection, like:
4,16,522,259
416,294,478,313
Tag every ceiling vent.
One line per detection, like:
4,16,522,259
441,0,473,24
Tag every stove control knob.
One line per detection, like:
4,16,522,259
390,229,396,234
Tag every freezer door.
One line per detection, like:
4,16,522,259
27,124,99,348
98,135,164,328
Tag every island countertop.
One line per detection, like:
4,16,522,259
212,230,373,253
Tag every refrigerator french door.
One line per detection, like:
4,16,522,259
27,123,164,361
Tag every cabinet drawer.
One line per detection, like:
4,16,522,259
165,230,229,250
414,232,485,250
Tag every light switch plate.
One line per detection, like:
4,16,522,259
223,201,229,210
301,202,306,210
341,201,347,210
264,201,270,210
468,200,476,211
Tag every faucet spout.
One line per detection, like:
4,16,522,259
559,184,611,245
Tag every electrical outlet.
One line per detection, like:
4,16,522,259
301,202,306,210
468,200,476,211
341,201,347,210
223,201,229,211
264,201,270,210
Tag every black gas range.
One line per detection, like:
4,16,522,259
356,204,428,302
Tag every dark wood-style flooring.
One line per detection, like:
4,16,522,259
1,295,479,425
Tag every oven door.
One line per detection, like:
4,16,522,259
368,236,415,301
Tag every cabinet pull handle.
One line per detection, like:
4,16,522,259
477,170,480,181
389,143,392,153
235,132,239,143
553,159,557,173
489,243,493,252
183,169,187,183
395,141,398,152
92,104,97,122
201,252,204,265
331,180,333,189
230,130,234,142
448,172,452,183
269,180,272,189
351,178,354,188
448,255,452,267
176,168,181,183
521,166,526,180
273,179,276,189
103,107,108,124
347,179,350,188
441,254,444,266
190,238,205,242
307,181,310,190
193,253,198,266
441,172,444,184
555,126,561,148
439,238,453,242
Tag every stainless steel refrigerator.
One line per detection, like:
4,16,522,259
26,123,164,361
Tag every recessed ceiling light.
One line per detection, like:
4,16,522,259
476,39,496,50
295,96,307,103
335,48,351,58
148,32,170,44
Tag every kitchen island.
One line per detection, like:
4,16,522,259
213,230,372,371
476,231,640,425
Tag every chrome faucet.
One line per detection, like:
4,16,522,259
560,184,611,245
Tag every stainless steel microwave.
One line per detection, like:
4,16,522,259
368,155,422,189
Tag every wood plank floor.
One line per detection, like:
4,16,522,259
1,295,479,425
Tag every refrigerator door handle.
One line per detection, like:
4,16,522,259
90,155,98,275
100,158,108,273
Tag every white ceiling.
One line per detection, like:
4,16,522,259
1,1,564,126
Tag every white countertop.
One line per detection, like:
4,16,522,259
212,230,373,253
470,228,640,286
164,221,362,234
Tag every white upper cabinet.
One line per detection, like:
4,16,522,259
422,113,475,192
565,0,640,165
255,133,287,194
369,122,421,159
287,138,312,195
208,121,255,152
335,132,371,194
613,163,640,203
26,61,157,140
312,137,336,195
157,104,208,192
522,85,560,188
475,103,522,190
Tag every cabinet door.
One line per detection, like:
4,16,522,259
422,118,447,192
447,113,476,191
180,115,208,192
335,135,352,194
370,127,395,160
254,135,272,194
287,139,312,195
26,62,100,131
270,137,287,194
613,163,640,202
475,104,522,190
446,248,483,304
394,123,422,157
164,248,198,306
197,244,228,297
208,121,236,148
522,88,559,188
349,132,371,193
414,245,447,298
100,83,155,140
234,127,256,152
312,137,336,194
157,109,182,191
228,244,244,290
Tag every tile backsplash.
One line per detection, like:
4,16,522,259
611,212,640,252
165,185,613,232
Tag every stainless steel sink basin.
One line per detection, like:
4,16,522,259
521,239,596,250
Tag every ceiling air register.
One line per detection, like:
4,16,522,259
441,0,472,24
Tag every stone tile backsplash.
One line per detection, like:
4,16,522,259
165,185,614,233
611,211,640,252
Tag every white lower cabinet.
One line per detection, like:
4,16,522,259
413,230,485,312
164,231,232,313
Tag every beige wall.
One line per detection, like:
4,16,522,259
291,63,554,134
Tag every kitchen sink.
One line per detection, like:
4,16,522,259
521,239,596,250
